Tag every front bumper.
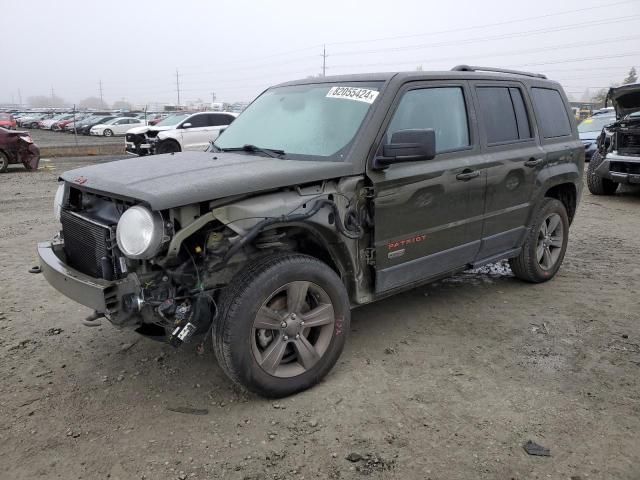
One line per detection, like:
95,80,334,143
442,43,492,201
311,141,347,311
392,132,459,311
595,152,640,184
38,240,139,316
125,141,152,155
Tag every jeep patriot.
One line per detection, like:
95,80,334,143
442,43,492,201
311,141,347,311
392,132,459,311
38,65,584,397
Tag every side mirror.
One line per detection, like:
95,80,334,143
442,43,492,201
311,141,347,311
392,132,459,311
182,122,192,129
374,129,436,169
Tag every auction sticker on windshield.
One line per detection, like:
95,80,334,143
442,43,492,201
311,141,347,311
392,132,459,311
326,86,379,104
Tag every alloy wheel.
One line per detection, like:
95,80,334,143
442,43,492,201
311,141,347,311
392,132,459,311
537,213,564,270
251,281,335,378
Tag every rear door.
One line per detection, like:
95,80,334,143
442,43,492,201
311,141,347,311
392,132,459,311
367,81,487,293
470,81,543,260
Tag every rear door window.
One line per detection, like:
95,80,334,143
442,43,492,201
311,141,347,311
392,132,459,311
476,86,532,144
530,87,572,138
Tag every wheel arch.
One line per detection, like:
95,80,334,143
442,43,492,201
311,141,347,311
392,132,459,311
544,182,577,224
157,137,182,152
271,223,359,299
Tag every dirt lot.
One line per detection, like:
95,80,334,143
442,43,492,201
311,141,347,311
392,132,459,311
0,156,639,480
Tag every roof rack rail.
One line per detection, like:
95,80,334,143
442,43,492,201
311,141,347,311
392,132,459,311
451,65,547,80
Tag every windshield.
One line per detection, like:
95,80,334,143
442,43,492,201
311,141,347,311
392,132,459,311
578,115,616,133
215,82,382,160
155,113,190,127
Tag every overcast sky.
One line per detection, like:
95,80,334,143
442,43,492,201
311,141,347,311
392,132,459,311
2,0,639,107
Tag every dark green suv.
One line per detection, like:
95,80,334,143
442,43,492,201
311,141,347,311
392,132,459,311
38,65,584,397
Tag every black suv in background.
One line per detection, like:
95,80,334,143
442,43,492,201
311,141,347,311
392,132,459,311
39,66,583,397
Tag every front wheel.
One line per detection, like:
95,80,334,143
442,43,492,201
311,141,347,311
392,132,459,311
213,254,350,398
103,129,113,137
156,140,181,154
509,198,569,283
587,151,618,195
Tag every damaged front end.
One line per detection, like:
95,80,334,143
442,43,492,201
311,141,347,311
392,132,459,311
39,178,366,347
594,84,640,183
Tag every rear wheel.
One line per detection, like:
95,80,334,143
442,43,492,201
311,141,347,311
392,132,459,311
587,151,618,195
0,151,8,173
213,253,350,398
509,198,569,283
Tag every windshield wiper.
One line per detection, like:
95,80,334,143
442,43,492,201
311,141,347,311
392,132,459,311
220,144,285,158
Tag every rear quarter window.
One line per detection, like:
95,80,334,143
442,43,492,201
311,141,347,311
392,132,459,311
531,87,572,138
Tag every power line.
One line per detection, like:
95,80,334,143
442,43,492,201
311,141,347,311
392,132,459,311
325,0,638,47
328,33,640,72
330,15,640,58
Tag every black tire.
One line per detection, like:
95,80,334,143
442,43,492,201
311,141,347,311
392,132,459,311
213,253,350,398
0,151,8,173
156,140,181,154
587,151,618,195
103,129,113,137
509,198,569,283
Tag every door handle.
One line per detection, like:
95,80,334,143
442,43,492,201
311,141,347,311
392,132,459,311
456,170,480,181
524,157,543,168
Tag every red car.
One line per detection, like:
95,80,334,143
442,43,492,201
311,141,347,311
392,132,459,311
0,113,17,130
0,127,40,173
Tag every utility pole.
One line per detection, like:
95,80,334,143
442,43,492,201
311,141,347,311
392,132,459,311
321,44,327,77
17,89,22,107
176,69,181,107
211,91,216,105
99,80,104,107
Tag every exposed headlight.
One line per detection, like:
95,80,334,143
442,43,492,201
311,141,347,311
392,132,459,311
116,205,165,259
53,184,64,220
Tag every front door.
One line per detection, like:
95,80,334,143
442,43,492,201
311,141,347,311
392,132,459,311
367,81,487,293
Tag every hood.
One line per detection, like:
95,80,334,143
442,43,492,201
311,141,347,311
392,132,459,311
608,83,640,118
579,131,600,141
60,151,355,210
126,125,174,135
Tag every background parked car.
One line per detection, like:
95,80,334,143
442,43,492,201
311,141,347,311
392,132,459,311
152,112,237,154
578,114,616,161
39,114,73,130
0,127,40,173
0,113,17,130
19,113,51,128
90,117,146,137
76,115,118,135
125,112,192,155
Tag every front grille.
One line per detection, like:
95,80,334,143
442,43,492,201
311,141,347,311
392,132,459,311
618,133,640,155
610,162,640,175
61,209,117,279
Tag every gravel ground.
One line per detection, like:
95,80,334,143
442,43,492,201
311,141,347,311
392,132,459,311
1,156,639,480
23,128,122,147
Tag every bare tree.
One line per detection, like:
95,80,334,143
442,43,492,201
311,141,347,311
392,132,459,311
623,67,637,85
28,94,66,108
78,96,107,109
112,100,132,111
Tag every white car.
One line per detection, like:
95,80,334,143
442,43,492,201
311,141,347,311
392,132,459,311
141,112,237,154
124,112,192,155
90,117,146,137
